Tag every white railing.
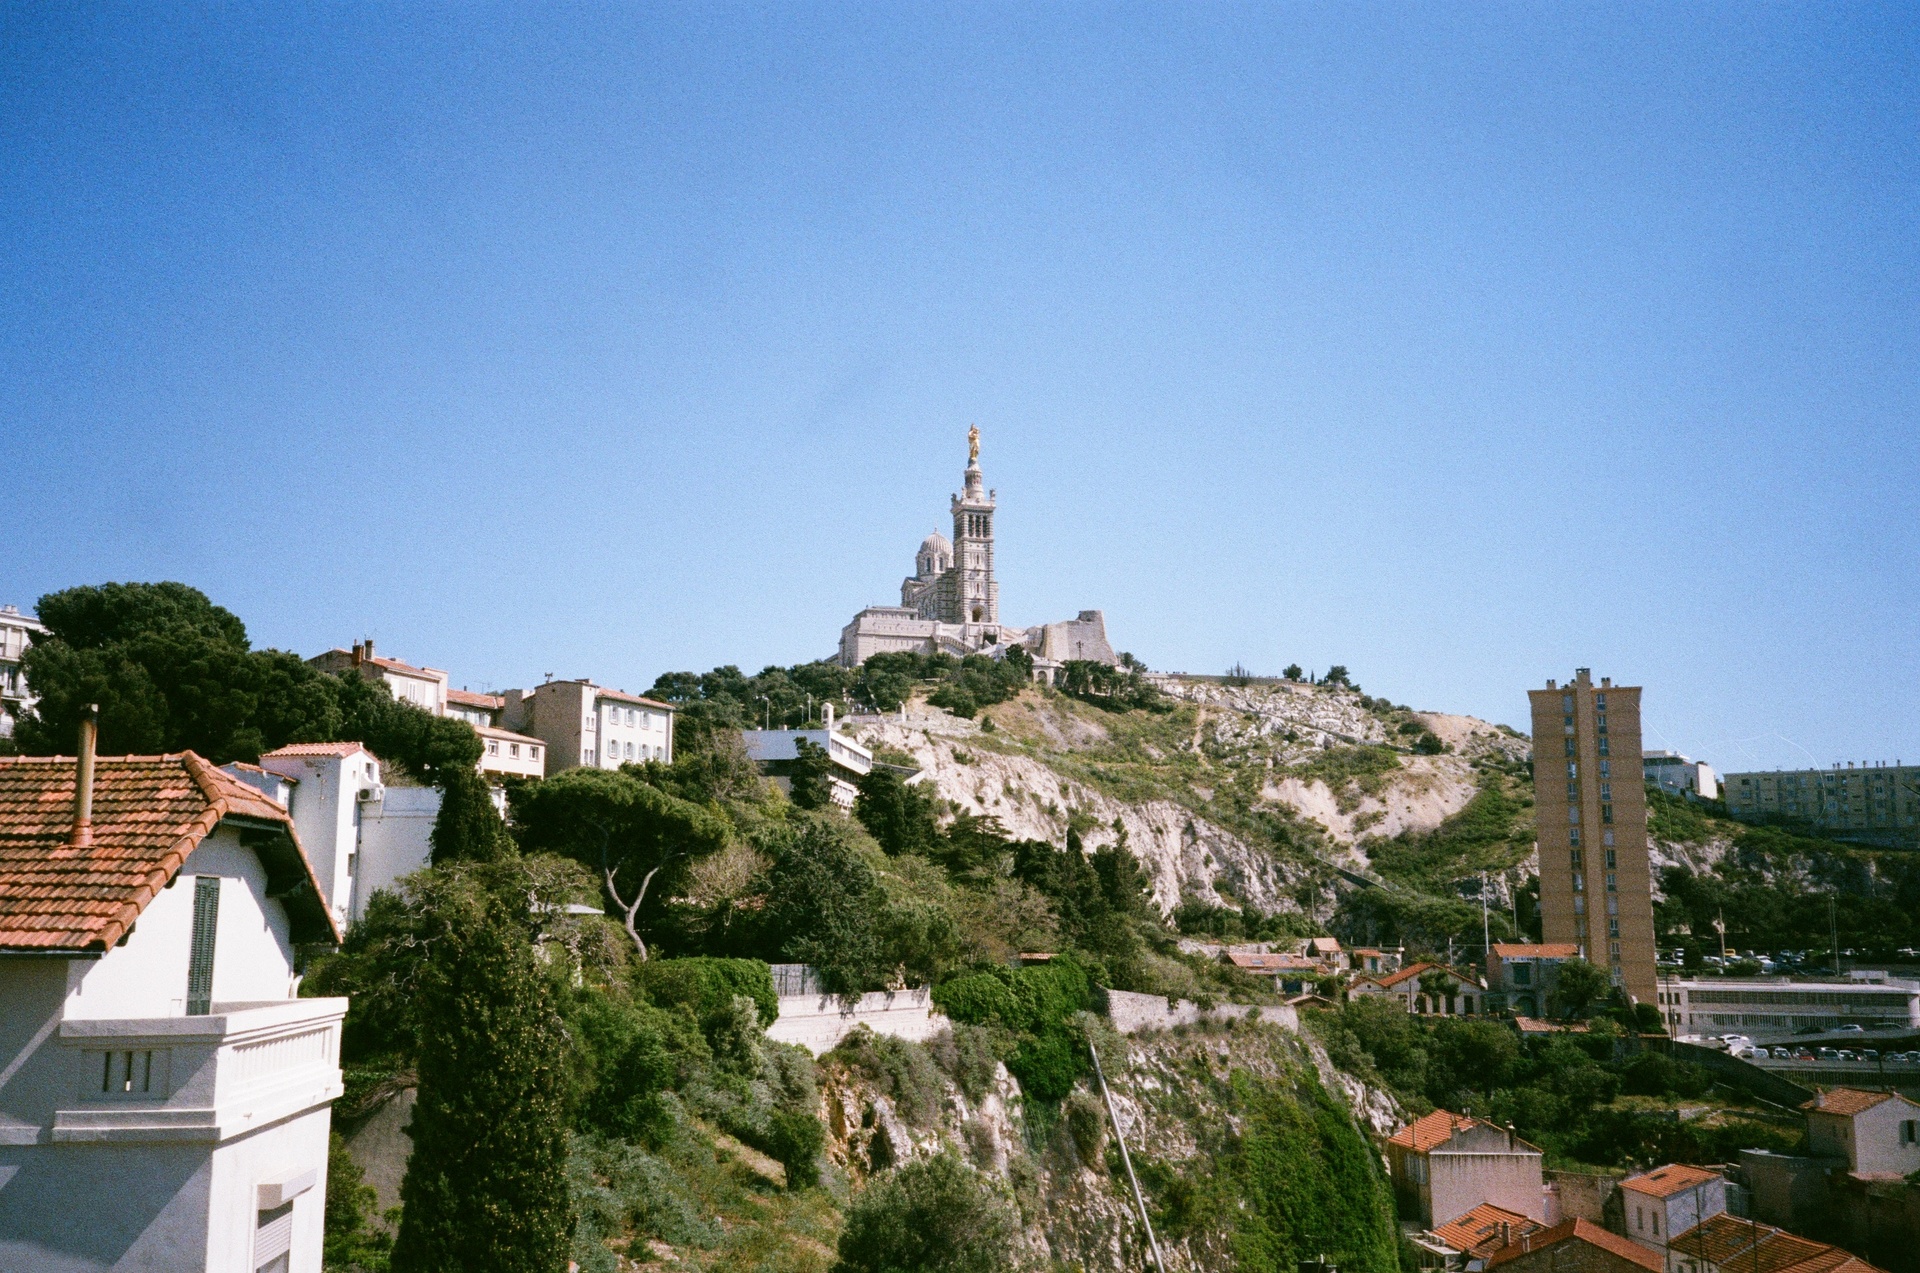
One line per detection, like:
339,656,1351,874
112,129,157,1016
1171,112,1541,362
50,998,347,1144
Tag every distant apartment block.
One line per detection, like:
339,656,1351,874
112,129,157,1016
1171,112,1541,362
1657,971,1920,1037
1529,669,1658,1006
1643,751,1718,801
310,642,547,780
0,744,344,1273
1721,763,1920,841
502,679,675,774
0,603,46,738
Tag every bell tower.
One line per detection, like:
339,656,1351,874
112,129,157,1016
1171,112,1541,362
946,426,998,629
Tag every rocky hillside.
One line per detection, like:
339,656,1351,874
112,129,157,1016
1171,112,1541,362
848,676,1530,920
818,1015,1404,1273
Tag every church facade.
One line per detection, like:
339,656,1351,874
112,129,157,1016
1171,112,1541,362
836,429,1118,679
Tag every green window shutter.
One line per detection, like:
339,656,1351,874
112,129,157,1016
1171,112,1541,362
186,876,221,1015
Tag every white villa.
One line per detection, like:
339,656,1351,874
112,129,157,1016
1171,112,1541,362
0,733,345,1272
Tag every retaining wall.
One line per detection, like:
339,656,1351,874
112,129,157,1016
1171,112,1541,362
1105,989,1299,1035
766,988,942,1055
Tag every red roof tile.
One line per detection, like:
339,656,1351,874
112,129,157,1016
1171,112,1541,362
592,686,675,710
447,688,504,710
1432,1203,1542,1257
1486,1219,1664,1273
0,753,338,952
263,741,375,760
1622,1164,1720,1198
1801,1088,1896,1117
1668,1212,1889,1273
1389,1109,1477,1151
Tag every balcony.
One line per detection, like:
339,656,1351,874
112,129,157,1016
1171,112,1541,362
50,997,346,1144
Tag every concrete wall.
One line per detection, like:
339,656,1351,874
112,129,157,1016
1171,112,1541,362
1104,989,1298,1035
1493,1236,1659,1273
351,787,439,920
765,989,941,1055
1739,1150,1836,1231
258,749,383,927
1842,1095,1920,1176
1548,1168,1625,1224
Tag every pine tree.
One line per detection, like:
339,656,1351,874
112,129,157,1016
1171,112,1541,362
390,873,573,1273
428,765,510,864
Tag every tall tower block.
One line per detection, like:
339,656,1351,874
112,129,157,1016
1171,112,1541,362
947,427,999,628
1529,669,1658,1007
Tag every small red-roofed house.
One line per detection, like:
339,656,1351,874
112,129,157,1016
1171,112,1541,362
1422,1202,1546,1270
1802,1088,1920,1179
1619,1163,1726,1253
1351,961,1487,1017
1666,1211,1890,1273
1488,942,1580,1017
0,742,345,1272
1388,1109,1547,1227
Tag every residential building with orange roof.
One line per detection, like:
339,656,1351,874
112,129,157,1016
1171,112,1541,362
1666,1211,1888,1273
0,732,345,1272
308,642,550,780
1487,942,1581,1017
1487,1218,1666,1273
1350,960,1486,1017
1224,950,1320,993
1387,1109,1547,1227
1420,1202,1545,1270
1619,1163,1726,1254
445,685,505,726
310,639,451,714
1801,1087,1920,1178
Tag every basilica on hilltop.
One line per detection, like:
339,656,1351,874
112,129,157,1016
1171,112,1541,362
836,427,1118,681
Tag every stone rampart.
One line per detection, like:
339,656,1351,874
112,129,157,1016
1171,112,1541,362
1105,989,1298,1035
767,988,943,1055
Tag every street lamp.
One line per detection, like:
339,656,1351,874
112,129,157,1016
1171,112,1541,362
756,695,771,730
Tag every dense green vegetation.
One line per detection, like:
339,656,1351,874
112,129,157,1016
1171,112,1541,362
1305,999,1801,1170
830,1152,1021,1273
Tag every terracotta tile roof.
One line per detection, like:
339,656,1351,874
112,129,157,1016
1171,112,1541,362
1669,1213,1889,1273
447,688,504,710
221,761,297,785
592,686,675,710
362,654,444,680
1493,942,1580,959
1432,1203,1542,1257
1377,961,1484,990
475,724,543,746
0,753,339,952
1389,1109,1477,1151
1801,1088,1895,1117
1486,1218,1665,1273
1621,1163,1721,1198
263,741,374,760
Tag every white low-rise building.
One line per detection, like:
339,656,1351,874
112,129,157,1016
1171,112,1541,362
742,712,873,809
308,641,448,715
502,679,675,775
0,603,46,739
1658,972,1920,1038
1644,751,1719,801
0,741,345,1273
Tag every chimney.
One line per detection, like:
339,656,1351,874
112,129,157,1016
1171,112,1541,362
70,704,98,848
823,703,836,731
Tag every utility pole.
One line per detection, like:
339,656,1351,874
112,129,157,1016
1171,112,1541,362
1831,896,1842,976
1088,1044,1167,1273
1481,871,1492,967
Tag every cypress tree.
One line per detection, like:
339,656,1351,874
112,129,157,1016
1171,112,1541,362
391,874,573,1273
429,765,511,864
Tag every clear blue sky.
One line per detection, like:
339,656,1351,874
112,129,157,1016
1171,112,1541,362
4,5,1915,771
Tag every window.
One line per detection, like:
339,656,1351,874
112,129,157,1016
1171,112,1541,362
255,1201,294,1273
487,741,499,756
1573,872,1585,892
1569,827,1582,846
1569,807,1581,824
1599,760,1610,778
1605,849,1617,869
1571,849,1583,869
1606,872,1617,893
509,743,519,758
1901,1120,1918,1146
1575,895,1586,914
1513,962,1533,986
531,746,540,760
186,877,220,1015
624,741,634,759
1609,918,1620,937
1602,805,1613,824
583,749,594,764
100,1049,157,1095
1565,739,1576,757
1567,762,1578,779
1596,694,1607,711
1600,782,1612,801
1597,714,1608,734
1567,782,1578,801
1599,737,1610,756
1603,830,1615,847
1563,695,1574,713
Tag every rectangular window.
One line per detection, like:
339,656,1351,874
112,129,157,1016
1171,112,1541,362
1606,872,1617,893
1606,849,1617,869
487,741,499,755
100,1049,157,1094
1599,760,1610,778
1573,872,1585,892
1565,738,1576,757
1569,827,1582,846
1570,849,1583,869
1600,782,1612,801
186,877,220,1015
1599,737,1610,756
508,743,519,758
1567,762,1578,779
1596,694,1607,711
254,1200,294,1272
1602,805,1614,824
1609,918,1620,937
1567,782,1578,801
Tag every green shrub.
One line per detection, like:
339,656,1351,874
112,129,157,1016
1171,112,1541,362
928,1024,1005,1103
830,1026,947,1126
1062,1089,1108,1165
1008,1031,1078,1101
763,1109,825,1189
632,957,776,1027
933,972,1023,1029
831,1152,1020,1273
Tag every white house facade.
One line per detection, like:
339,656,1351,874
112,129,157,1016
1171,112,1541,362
0,744,345,1273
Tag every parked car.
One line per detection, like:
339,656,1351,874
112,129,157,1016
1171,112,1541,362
1835,1024,1866,1034
1836,1050,1858,1062
1792,1049,1815,1060
1771,1047,1792,1059
1816,1048,1839,1060
1860,1049,1880,1061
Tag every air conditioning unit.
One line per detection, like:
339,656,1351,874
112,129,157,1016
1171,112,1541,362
356,783,386,804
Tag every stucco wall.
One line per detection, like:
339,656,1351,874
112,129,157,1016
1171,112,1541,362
766,990,942,1055
1430,1148,1547,1226
65,829,297,1021
352,787,439,920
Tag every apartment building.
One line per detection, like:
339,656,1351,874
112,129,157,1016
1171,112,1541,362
310,644,546,780
1644,751,1719,801
502,679,675,774
309,641,449,714
0,603,46,738
742,714,874,809
0,740,345,1272
1657,972,1920,1038
1387,1109,1548,1227
1721,764,1920,840
1529,670,1658,1006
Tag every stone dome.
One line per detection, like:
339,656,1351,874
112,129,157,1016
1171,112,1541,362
920,532,952,554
